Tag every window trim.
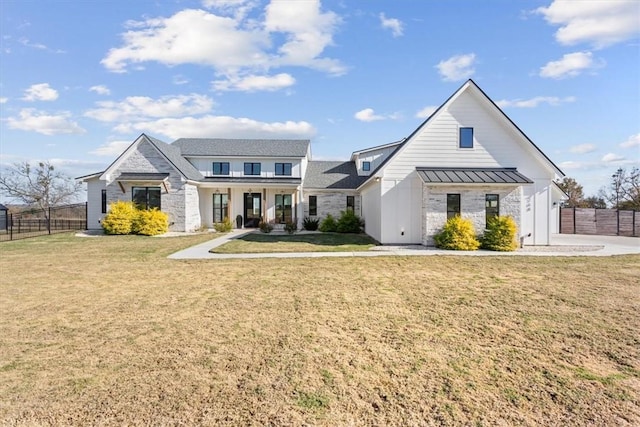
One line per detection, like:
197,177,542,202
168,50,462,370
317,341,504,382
308,195,317,216
212,162,230,176
362,161,371,172
275,194,293,224
485,194,499,228
459,127,474,149
346,195,355,213
213,193,229,223
446,193,461,220
275,162,292,176
101,189,107,214
244,162,261,176
132,186,161,210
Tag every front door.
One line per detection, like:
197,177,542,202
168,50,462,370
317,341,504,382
244,192,262,227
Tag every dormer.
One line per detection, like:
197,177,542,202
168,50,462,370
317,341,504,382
350,140,404,176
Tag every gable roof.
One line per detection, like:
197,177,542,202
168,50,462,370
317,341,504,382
100,134,203,182
350,139,404,160
304,161,367,189
357,79,565,190
172,138,310,158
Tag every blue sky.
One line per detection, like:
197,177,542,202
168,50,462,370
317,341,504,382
1,0,638,197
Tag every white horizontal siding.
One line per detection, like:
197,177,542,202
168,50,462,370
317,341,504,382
187,157,304,178
355,145,398,176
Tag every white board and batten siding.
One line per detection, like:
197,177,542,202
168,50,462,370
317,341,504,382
378,86,558,245
86,177,106,230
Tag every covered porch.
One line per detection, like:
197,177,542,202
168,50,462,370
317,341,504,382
197,178,302,229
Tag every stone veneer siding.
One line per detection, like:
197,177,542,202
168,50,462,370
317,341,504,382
303,191,361,220
105,139,193,232
422,185,521,246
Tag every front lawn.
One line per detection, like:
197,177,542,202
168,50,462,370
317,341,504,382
210,231,378,253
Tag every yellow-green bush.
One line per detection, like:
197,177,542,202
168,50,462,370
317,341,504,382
481,216,518,251
132,209,169,236
101,201,137,235
433,216,480,250
213,217,233,233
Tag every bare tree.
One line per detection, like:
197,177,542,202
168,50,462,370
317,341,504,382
0,161,81,220
555,177,585,207
599,167,640,210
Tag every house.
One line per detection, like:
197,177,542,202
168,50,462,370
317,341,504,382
80,80,565,245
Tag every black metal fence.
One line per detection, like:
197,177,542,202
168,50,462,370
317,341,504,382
0,203,87,242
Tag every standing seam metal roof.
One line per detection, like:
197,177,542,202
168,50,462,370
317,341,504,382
416,167,533,184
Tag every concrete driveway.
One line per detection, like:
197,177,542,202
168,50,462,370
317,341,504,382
168,231,639,260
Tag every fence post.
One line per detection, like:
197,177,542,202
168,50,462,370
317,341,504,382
616,209,620,236
85,201,88,231
9,213,12,241
573,207,576,234
48,207,51,235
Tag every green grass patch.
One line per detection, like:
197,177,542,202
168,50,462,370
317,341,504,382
210,232,378,253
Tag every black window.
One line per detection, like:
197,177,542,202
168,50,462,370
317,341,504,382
275,162,292,176
447,194,460,219
346,196,355,213
213,193,229,223
309,195,317,216
486,194,499,227
132,187,161,210
101,189,107,213
212,162,230,175
459,127,473,148
362,161,371,171
275,194,292,224
244,162,261,175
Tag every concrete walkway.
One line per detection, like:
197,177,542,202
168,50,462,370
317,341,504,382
167,231,640,260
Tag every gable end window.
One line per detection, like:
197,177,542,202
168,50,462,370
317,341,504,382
362,161,371,171
446,194,460,219
132,187,161,210
275,162,292,176
212,162,230,175
459,127,474,148
485,194,499,227
309,195,317,216
101,189,107,213
346,196,355,213
244,162,261,175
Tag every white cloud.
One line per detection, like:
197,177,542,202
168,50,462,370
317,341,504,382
102,3,345,88
213,73,295,91
569,143,597,154
90,140,132,156
380,13,404,37
536,0,640,48
0,97,7,104
415,106,437,119
602,153,625,162
84,94,214,122
22,83,59,101
620,133,640,148
496,96,576,108
89,85,111,95
354,108,385,122
6,108,86,135
201,0,257,20
436,53,476,81
539,51,603,79
113,115,316,140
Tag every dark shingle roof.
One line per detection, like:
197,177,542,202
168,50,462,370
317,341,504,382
416,167,533,184
304,161,367,189
172,138,310,158
145,136,204,181
0,203,7,211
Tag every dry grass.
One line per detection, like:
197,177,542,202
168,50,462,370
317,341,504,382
0,233,639,426
211,232,378,253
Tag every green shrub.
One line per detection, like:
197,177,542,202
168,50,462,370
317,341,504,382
303,217,319,231
336,210,365,233
133,209,169,236
259,220,273,233
102,200,137,235
481,216,518,251
214,217,233,233
433,216,480,250
318,214,337,232
284,219,297,234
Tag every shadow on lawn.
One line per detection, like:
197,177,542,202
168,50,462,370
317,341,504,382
234,232,378,247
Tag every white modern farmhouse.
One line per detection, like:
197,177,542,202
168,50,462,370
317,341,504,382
80,80,566,245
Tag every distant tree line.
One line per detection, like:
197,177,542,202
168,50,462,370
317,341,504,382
556,167,639,210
